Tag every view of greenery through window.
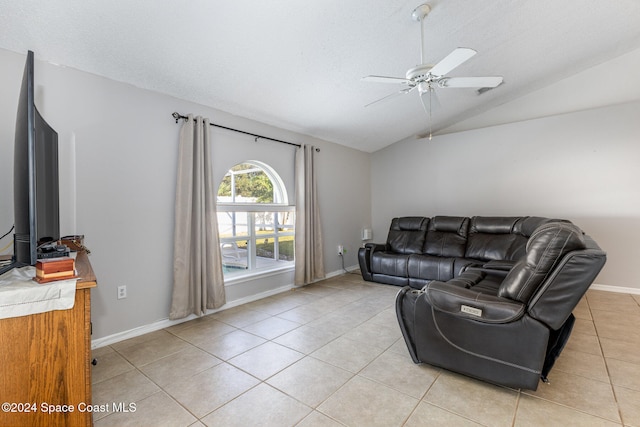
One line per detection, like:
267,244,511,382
217,163,294,276
217,163,274,203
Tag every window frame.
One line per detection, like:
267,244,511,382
216,161,295,281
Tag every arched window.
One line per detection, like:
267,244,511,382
216,161,294,278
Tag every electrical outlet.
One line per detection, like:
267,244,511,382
117,285,127,300
338,245,344,256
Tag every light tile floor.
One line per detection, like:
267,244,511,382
91,273,640,426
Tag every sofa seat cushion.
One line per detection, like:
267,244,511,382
407,255,455,281
433,269,503,294
441,270,486,289
469,275,503,294
371,252,410,277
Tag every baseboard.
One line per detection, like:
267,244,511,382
91,284,295,349
325,264,360,279
590,283,640,295
92,267,362,349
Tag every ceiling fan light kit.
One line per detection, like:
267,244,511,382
363,3,504,140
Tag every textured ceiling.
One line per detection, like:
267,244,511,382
1,0,640,152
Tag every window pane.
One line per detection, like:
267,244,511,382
218,163,274,203
255,212,274,233
221,240,248,272
278,212,294,232
216,161,294,278
217,211,249,238
278,238,294,261
256,238,274,259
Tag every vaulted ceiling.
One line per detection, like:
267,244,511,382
2,0,640,152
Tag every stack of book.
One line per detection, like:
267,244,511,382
34,257,77,284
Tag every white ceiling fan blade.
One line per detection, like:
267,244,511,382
362,75,411,85
429,47,477,76
438,76,503,88
365,86,415,107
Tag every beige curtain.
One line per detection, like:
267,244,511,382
294,144,325,285
170,114,225,320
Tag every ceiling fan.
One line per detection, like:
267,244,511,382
362,3,503,138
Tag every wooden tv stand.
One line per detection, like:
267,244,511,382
0,251,97,427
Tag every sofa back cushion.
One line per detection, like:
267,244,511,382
423,216,469,257
498,222,586,304
465,216,528,261
387,217,429,254
514,216,556,238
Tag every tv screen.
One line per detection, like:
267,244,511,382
9,50,59,270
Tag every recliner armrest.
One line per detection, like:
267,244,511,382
482,259,516,271
424,281,525,324
364,242,387,252
359,243,388,281
365,242,388,266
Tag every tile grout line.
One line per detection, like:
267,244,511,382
91,281,638,426
589,296,626,426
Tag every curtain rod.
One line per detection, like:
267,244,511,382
172,112,319,151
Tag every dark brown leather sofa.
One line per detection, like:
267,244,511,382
358,216,606,390
358,216,560,288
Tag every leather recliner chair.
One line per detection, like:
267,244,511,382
396,222,606,390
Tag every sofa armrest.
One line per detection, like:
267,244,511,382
365,243,387,269
365,242,387,252
483,259,517,271
424,281,525,324
358,243,387,281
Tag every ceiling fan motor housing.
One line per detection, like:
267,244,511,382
406,64,436,81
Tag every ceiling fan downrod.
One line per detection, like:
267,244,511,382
412,4,431,65
413,4,434,141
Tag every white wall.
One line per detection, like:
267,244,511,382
441,46,640,135
371,100,640,290
0,48,371,340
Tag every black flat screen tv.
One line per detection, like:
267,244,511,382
0,51,59,275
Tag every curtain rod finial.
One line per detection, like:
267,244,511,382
172,112,181,123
